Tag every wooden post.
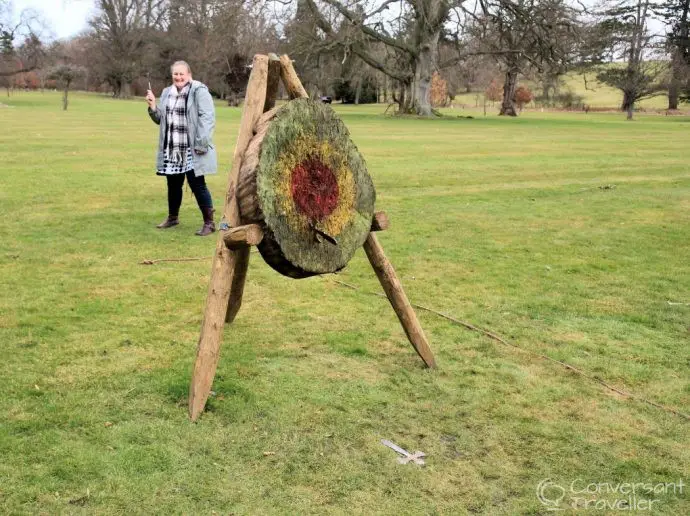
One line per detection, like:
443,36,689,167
225,54,284,325
280,55,309,99
189,54,269,422
264,54,282,112
225,248,250,324
370,211,390,232
223,224,264,250
363,233,437,368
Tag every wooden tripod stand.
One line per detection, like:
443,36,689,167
188,54,436,421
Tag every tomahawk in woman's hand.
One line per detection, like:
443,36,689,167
146,89,156,109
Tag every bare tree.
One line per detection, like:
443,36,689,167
0,0,45,84
468,0,581,116
296,0,581,116
159,0,279,98
89,0,167,97
283,0,339,97
592,0,666,119
302,0,457,116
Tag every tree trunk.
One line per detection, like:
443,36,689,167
412,31,440,116
393,84,403,112
668,51,683,110
405,82,414,113
542,82,552,106
354,77,362,105
63,85,69,111
227,92,242,106
499,68,519,116
394,81,414,114
115,78,131,98
621,88,635,116
623,85,635,120
668,79,679,110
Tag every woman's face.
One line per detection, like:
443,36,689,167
171,65,191,89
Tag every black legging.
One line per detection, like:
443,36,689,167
166,171,213,216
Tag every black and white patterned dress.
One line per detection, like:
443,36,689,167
157,148,194,176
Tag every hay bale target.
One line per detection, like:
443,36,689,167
237,98,376,278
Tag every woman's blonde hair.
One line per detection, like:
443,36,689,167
170,61,192,74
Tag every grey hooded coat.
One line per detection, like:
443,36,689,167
148,80,217,176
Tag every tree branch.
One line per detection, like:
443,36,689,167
438,49,522,70
314,0,417,56
0,63,37,77
303,0,412,82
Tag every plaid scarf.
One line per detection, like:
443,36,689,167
164,83,190,164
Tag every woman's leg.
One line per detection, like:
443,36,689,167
157,173,185,228
185,171,215,235
167,173,186,215
185,171,213,209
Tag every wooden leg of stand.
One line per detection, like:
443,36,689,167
264,54,282,111
188,244,239,421
225,246,250,323
363,233,437,368
224,55,282,325
189,55,269,421
280,54,308,99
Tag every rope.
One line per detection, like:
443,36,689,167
137,256,688,420
328,277,689,421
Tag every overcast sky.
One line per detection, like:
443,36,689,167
13,0,94,40
12,0,667,42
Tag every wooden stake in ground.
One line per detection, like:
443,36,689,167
188,54,269,422
363,233,436,368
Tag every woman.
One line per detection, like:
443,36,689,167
146,61,217,236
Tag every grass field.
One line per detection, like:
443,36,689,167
1,91,688,514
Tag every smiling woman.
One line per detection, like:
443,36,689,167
145,60,219,236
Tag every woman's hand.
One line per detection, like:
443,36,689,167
146,89,156,109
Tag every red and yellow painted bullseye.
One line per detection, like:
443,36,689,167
290,156,339,221
273,135,356,239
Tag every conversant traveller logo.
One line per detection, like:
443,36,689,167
536,478,685,511
536,479,567,510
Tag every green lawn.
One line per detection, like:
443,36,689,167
453,71,674,111
561,73,669,109
1,92,688,514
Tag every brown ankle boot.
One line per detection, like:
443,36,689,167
156,215,179,229
195,207,215,236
